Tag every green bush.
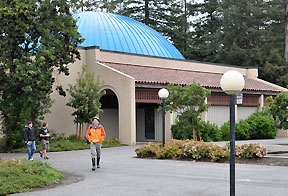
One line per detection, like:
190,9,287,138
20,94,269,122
172,120,221,142
246,114,277,139
198,121,222,142
235,120,250,140
220,113,276,141
0,159,64,195
220,122,230,141
221,121,250,141
267,92,288,129
171,119,194,140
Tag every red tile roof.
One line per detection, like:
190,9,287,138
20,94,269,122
101,62,283,92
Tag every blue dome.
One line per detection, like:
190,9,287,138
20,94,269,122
73,12,185,60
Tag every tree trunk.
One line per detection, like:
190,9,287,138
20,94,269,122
76,123,78,137
285,0,288,61
192,119,197,141
79,123,82,141
144,0,149,25
183,0,187,53
197,121,202,141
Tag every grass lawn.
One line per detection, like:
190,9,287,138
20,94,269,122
0,159,64,195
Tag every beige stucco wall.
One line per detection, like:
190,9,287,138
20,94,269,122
85,48,136,145
44,49,87,136
46,48,137,145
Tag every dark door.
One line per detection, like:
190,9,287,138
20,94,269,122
145,108,155,139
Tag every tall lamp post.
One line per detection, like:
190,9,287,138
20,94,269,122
158,88,169,147
220,70,245,196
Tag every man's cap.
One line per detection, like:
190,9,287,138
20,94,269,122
91,116,100,121
27,121,32,125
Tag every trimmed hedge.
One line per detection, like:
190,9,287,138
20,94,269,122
135,139,267,162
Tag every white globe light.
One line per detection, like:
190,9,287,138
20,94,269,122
158,88,169,99
220,70,245,95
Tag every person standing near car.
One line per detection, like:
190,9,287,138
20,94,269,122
86,116,106,171
23,121,36,161
39,122,50,160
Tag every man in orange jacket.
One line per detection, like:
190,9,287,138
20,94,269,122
86,116,106,171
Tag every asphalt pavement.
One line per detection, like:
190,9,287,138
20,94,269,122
1,138,288,196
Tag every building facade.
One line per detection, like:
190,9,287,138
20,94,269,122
44,12,287,145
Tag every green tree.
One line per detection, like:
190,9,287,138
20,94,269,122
188,0,288,88
187,0,222,61
164,83,211,141
118,0,192,56
267,92,288,129
68,0,124,12
66,65,105,140
0,0,83,150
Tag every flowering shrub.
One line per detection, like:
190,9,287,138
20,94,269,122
208,145,230,162
156,139,184,159
135,139,267,162
182,141,212,160
236,143,267,159
135,142,160,158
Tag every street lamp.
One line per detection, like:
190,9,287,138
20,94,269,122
220,70,245,196
158,88,169,147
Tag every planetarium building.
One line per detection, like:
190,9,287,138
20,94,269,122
44,11,287,145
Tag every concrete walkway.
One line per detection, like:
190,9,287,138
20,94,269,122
1,138,288,196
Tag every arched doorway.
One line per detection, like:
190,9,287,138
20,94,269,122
99,89,119,140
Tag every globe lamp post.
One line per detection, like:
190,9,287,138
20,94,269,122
220,70,245,196
158,88,169,147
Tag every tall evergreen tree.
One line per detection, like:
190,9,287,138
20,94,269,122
188,0,288,87
118,0,193,57
68,0,124,12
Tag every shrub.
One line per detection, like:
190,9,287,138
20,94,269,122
220,122,230,141
220,113,276,140
208,145,230,162
246,114,277,139
156,139,186,159
135,139,267,162
171,119,193,140
182,140,212,160
172,120,221,142
221,121,250,141
236,143,267,159
135,142,160,158
267,92,288,129
198,121,222,142
235,120,250,140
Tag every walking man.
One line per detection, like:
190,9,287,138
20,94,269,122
39,122,50,159
23,121,36,161
86,116,106,171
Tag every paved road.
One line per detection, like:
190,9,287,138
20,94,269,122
1,138,288,196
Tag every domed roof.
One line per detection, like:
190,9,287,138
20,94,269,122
73,11,185,60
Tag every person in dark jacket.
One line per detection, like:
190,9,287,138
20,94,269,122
23,121,36,161
39,122,50,159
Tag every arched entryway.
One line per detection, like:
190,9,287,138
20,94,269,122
99,89,119,140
